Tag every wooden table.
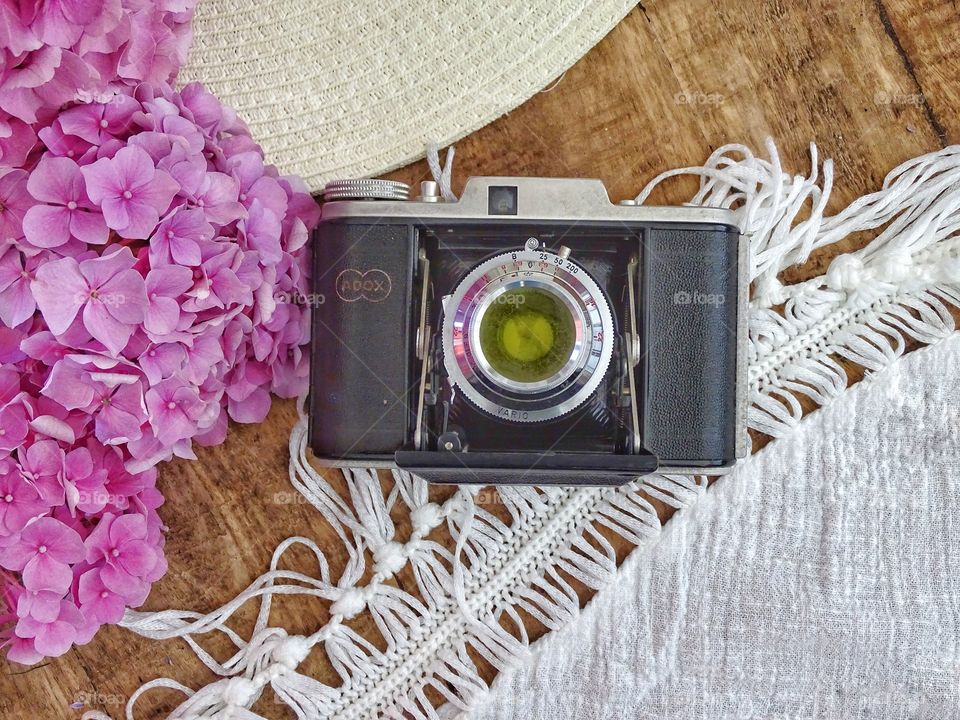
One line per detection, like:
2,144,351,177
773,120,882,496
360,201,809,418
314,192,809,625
4,1,958,717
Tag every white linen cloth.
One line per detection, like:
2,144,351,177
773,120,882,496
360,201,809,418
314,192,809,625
469,334,960,719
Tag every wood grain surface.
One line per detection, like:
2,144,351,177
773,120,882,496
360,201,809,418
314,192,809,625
4,0,959,717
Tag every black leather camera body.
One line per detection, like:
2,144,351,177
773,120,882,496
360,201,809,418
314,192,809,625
309,177,747,485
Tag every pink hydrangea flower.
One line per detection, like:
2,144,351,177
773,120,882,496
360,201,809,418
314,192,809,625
32,246,148,355
18,439,66,507
0,401,29,452
240,198,284,265
81,146,179,239
31,0,120,49
37,118,94,161
94,381,148,446
15,598,85,657
117,5,193,85
0,0,227,664
0,517,85,593
0,169,34,242
229,151,287,213
0,46,93,126
57,93,138,147
183,244,254,312
84,512,159,603
0,248,45,327
0,461,46,535
17,587,64,625
144,265,193,336
0,117,37,167
62,446,109,515
78,568,126,625
41,356,148,447
23,155,109,247
0,6,41,57
0,76,318,665
144,377,205,446
4,633,43,665
150,207,212,266
189,172,245,225
0,0,195,126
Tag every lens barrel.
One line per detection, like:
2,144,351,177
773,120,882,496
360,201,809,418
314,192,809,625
442,248,613,422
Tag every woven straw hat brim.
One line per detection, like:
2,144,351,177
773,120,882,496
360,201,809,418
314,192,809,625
181,1,636,192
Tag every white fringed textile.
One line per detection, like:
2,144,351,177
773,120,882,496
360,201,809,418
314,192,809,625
83,140,960,720
468,333,960,720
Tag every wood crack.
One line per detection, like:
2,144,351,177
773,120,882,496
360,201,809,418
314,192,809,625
873,0,949,147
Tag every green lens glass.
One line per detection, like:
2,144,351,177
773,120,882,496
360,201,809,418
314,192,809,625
477,287,576,384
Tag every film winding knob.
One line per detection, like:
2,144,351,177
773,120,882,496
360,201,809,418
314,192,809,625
322,178,410,201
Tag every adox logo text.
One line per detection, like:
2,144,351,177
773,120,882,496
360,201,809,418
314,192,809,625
335,268,392,302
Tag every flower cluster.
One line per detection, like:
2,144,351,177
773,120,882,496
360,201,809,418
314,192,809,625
0,0,197,167
0,466,166,665
0,80,318,663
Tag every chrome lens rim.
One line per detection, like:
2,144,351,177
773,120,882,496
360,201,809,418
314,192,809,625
442,248,614,422
469,279,587,393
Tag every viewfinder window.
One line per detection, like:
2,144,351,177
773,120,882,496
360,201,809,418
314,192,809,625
488,185,518,215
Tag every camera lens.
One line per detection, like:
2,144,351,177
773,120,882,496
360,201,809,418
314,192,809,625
443,247,614,422
477,287,576,384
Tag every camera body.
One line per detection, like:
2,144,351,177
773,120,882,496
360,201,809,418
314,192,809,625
309,177,748,485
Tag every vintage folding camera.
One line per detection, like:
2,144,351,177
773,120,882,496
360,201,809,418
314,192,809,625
308,177,747,485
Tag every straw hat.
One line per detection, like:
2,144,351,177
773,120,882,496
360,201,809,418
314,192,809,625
180,1,636,192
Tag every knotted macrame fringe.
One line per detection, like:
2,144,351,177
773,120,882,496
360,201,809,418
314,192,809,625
83,139,960,720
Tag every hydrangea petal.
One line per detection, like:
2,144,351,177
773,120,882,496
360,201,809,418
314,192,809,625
0,277,37,327
68,208,109,245
22,555,73,593
32,256,86,335
22,204,71,248
83,301,133,356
